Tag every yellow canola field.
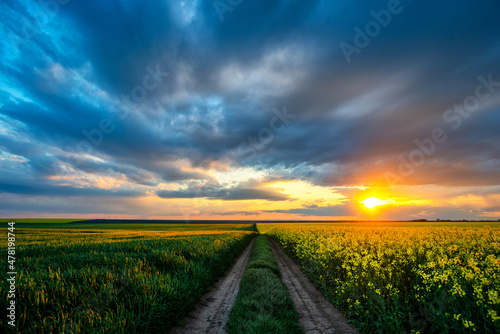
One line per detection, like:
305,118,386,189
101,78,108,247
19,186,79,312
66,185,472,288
268,225,500,333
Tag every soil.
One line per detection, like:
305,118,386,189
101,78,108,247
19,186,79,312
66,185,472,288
269,238,358,334
170,239,255,334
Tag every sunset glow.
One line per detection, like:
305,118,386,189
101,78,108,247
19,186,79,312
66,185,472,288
361,197,389,210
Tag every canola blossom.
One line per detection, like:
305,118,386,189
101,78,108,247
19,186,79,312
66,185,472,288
269,225,500,333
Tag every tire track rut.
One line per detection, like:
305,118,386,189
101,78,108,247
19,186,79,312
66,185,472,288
269,238,358,334
171,238,255,334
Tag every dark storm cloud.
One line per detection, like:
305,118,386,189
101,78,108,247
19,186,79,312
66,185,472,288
222,188,289,201
157,185,289,202
0,180,140,197
162,167,208,182
266,204,356,218
1,0,500,216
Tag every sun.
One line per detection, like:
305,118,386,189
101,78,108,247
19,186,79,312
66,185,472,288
361,196,388,209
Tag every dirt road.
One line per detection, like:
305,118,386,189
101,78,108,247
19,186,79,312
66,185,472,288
269,238,358,334
170,239,255,334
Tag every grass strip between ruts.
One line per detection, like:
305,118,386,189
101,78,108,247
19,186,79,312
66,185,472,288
226,235,303,334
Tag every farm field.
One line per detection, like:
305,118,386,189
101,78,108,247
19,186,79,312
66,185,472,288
257,221,500,234
3,220,499,333
1,219,257,231
0,223,256,333
264,222,500,333
0,219,88,224
10,223,256,231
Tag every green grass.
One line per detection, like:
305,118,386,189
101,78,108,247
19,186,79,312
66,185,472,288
227,235,303,334
0,228,256,333
4,222,256,231
0,218,87,223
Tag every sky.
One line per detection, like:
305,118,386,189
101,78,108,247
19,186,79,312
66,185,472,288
1,0,500,220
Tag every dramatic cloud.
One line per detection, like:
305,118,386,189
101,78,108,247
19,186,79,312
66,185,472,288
1,0,499,219
157,186,289,201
